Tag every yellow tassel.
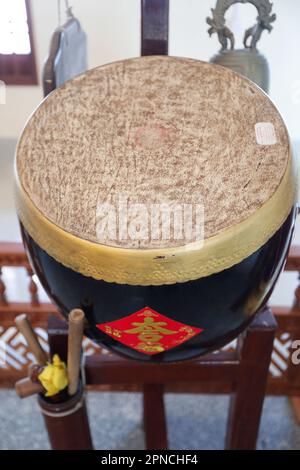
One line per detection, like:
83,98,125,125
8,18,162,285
38,354,68,397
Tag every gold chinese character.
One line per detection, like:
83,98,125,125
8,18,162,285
137,309,158,318
125,317,176,345
104,326,122,338
179,326,195,339
136,343,165,353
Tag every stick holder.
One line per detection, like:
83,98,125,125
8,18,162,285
37,380,93,450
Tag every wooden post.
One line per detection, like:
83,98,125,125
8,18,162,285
143,384,168,449
141,0,169,56
225,308,277,449
38,315,93,450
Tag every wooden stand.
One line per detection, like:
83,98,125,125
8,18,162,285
43,316,93,450
4,243,300,447
37,382,93,450
44,308,276,450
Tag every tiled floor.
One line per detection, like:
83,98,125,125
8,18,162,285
1,139,300,450
0,390,300,450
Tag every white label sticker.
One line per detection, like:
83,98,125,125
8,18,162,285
255,122,277,145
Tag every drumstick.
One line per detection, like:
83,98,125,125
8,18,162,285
15,314,48,365
67,309,85,396
15,377,44,399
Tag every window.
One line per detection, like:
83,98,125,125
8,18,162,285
0,0,37,85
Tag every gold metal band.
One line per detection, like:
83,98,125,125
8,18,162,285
15,155,297,286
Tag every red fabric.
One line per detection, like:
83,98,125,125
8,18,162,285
97,306,203,355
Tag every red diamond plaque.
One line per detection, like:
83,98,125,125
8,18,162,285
96,306,203,355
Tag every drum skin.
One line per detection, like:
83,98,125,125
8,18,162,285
20,207,296,362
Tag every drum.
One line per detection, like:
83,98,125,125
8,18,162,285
15,56,297,362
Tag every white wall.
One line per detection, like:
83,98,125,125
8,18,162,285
0,0,299,140
0,0,300,139
0,0,300,140
170,0,300,141
0,0,141,138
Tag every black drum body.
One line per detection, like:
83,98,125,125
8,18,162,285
20,207,296,362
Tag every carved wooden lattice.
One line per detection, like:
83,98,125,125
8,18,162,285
0,242,300,397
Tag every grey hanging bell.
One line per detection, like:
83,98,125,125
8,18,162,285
207,0,276,93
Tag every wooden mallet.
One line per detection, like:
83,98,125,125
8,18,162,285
67,309,85,396
15,364,45,399
15,377,44,399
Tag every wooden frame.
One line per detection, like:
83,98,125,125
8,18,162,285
0,244,298,448
0,0,38,85
45,309,276,450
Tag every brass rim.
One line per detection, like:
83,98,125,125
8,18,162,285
15,153,297,286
